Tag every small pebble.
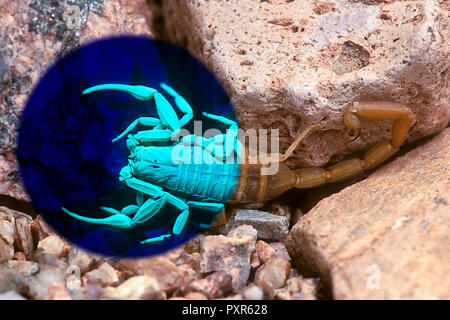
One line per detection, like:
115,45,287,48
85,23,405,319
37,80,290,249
243,284,264,300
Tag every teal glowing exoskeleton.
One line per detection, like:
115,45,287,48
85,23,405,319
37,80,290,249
62,83,242,244
62,83,415,244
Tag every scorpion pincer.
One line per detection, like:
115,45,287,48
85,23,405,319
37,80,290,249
62,83,414,244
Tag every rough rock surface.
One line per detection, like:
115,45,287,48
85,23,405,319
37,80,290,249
254,256,291,298
179,270,233,299
102,275,166,300
285,128,450,299
226,209,290,241
67,246,100,275
119,256,192,294
0,208,316,299
0,0,153,200
160,0,449,169
275,276,319,300
21,253,69,299
0,290,26,300
201,225,257,291
82,262,119,288
0,214,15,262
242,284,264,300
36,235,69,259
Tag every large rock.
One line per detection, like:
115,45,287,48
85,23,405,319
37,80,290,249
285,128,450,299
161,0,449,169
0,0,153,200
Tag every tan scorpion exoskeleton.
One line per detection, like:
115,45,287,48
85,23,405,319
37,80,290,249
228,101,414,207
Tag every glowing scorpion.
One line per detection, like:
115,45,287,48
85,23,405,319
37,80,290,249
62,83,414,244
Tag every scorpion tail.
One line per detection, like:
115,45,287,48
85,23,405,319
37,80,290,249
61,207,133,229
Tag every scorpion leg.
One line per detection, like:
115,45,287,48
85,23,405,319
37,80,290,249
186,201,225,229
124,129,175,151
63,196,168,230
132,129,174,143
112,117,161,143
153,85,195,134
136,191,144,206
123,178,194,243
153,92,181,132
62,207,133,228
99,205,139,216
295,101,414,188
201,112,242,161
61,177,165,228
160,83,194,127
140,192,190,244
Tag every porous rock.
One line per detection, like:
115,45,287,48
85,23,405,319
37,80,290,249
285,128,450,299
161,0,449,169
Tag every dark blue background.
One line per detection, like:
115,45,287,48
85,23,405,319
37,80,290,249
17,36,235,258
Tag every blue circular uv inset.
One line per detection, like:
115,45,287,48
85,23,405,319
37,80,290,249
17,36,237,258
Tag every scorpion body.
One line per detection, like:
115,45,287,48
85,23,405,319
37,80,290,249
128,145,240,203
63,83,414,244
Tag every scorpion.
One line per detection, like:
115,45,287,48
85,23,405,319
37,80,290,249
62,83,414,244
